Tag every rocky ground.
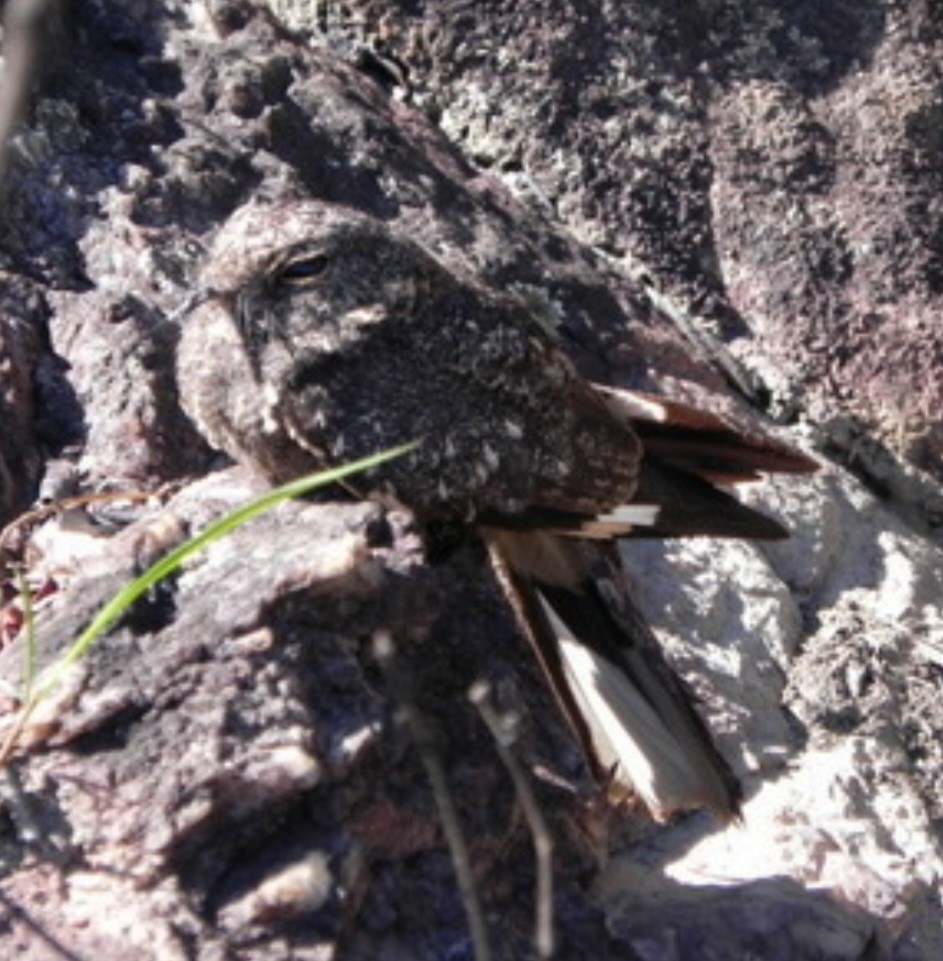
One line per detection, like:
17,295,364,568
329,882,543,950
0,1,942,959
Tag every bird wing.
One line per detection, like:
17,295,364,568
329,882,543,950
489,384,818,539
595,383,819,484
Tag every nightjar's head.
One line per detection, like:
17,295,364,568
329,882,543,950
201,203,431,373
177,200,640,520
177,201,443,487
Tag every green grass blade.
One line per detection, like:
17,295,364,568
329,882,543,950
16,568,36,701
34,442,417,700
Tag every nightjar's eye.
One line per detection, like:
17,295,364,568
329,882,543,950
278,255,330,284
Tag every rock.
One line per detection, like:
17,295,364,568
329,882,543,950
0,468,609,961
0,278,46,523
0,1,941,959
618,465,943,959
602,870,881,961
304,0,943,507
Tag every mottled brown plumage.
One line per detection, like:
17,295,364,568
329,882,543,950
177,202,641,522
177,200,816,822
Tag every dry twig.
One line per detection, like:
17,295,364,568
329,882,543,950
470,679,555,959
373,630,493,961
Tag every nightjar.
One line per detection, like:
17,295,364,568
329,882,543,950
177,200,816,822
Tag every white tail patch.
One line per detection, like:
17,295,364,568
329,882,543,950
540,597,733,820
592,383,670,422
574,504,661,538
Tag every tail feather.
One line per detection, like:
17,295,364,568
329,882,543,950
595,384,819,484
480,466,790,540
480,385,814,541
626,460,790,539
485,529,742,823
538,579,742,821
